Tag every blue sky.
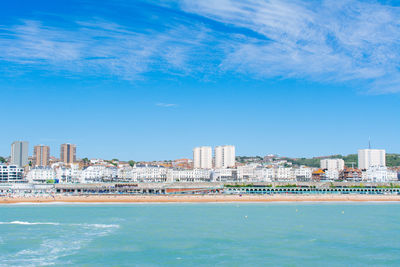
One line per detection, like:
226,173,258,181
1,0,400,161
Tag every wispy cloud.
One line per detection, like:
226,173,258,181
0,0,400,93
0,19,214,79
176,0,400,93
156,103,178,108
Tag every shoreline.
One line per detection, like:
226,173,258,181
2,194,400,204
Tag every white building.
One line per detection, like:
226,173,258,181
358,149,386,170
236,164,257,181
11,141,29,167
324,170,340,180
362,166,397,182
0,164,25,183
212,168,235,182
56,164,81,183
253,167,274,182
274,167,295,181
321,159,345,171
26,167,56,183
169,169,212,182
293,166,313,180
117,165,168,182
215,145,235,168
193,146,212,169
80,166,117,183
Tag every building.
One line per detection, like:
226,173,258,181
0,164,25,183
172,159,193,169
293,166,313,181
212,168,236,182
214,145,235,168
168,169,212,182
361,166,398,182
236,164,257,181
324,170,340,180
253,167,274,182
60,144,76,164
193,146,212,169
340,167,362,181
312,169,325,181
33,145,50,167
55,164,81,183
11,141,29,167
320,159,345,171
26,167,56,183
80,165,117,183
358,149,386,170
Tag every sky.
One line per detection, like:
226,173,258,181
0,0,399,161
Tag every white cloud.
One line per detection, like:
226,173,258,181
177,0,400,92
1,0,400,93
156,103,177,107
0,19,214,79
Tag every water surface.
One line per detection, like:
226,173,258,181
0,203,399,266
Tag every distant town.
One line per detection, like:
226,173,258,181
1,141,399,185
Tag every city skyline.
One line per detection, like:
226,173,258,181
1,0,400,161
1,140,395,166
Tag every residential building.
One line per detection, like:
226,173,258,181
340,167,362,181
358,149,386,170
26,167,56,183
0,164,25,183
33,145,50,167
362,166,398,182
253,167,274,182
324,170,340,180
11,141,29,167
212,168,236,182
312,169,325,181
236,164,257,181
293,166,313,181
320,159,345,171
80,165,117,183
55,164,81,183
60,144,76,164
214,145,235,168
168,168,212,182
193,146,212,169
274,167,295,181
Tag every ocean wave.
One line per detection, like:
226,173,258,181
85,223,119,228
0,221,60,225
71,223,120,229
0,221,120,266
0,221,119,228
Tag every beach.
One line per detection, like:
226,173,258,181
2,194,400,204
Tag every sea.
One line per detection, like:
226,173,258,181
0,202,400,266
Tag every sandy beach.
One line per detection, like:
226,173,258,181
2,194,400,204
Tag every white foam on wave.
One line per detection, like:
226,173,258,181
0,221,120,266
0,221,60,225
67,223,120,229
0,221,120,229
85,223,119,229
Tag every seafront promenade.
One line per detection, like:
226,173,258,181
2,182,400,203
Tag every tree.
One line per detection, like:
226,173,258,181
0,156,5,163
128,160,136,167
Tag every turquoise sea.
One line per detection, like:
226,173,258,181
1,203,400,266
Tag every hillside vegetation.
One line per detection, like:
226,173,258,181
285,154,400,168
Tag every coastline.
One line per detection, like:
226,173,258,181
2,194,400,204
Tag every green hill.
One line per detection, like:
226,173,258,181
285,154,400,168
